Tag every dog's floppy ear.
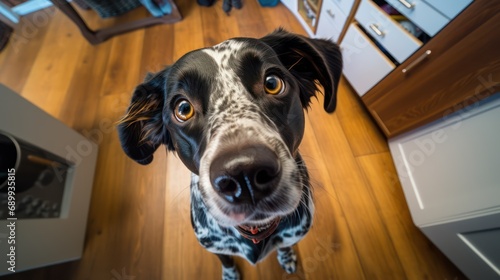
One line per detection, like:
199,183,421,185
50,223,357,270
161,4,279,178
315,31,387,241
117,69,174,165
260,29,342,113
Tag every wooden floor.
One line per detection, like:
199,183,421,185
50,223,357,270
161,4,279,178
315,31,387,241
0,1,465,279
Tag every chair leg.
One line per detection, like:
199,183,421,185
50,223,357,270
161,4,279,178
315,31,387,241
50,0,182,45
50,0,100,44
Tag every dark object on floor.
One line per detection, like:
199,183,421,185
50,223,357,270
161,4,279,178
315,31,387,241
197,0,215,6
0,21,13,52
197,0,242,13
50,0,182,44
222,0,243,13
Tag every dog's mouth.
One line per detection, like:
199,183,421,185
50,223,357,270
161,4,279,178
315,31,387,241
235,217,281,244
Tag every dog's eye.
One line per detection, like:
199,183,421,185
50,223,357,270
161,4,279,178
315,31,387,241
174,99,195,122
264,75,285,95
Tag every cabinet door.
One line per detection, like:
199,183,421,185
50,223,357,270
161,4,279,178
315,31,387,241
390,92,500,279
421,213,500,279
389,94,500,226
315,0,347,41
362,0,500,137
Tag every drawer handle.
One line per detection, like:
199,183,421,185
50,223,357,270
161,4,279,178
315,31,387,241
369,24,384,37
327,9,335,19
402,50,431,74
398,0,414,9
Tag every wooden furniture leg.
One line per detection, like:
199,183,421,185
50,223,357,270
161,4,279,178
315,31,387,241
50,0,181,45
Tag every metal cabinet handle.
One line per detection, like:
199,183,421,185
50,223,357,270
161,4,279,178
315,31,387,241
327,9,335,19
369,24,384,37
398,0,414,9
402,50,431,74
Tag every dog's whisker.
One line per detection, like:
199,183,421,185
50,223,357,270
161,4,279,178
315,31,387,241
288,56,304,71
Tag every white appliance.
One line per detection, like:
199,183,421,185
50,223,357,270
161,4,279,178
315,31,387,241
0,84,98,275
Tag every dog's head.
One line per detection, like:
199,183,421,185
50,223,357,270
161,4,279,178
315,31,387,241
118,30,342,227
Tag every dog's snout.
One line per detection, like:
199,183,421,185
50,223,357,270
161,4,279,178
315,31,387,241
210,145,281,205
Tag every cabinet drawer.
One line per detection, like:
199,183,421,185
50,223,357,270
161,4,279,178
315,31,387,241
330,0,355,15
423,0,473,19
340,24,395,96
356,0,421,63
385,0,449,36
315,0,348,41
316,15,343,42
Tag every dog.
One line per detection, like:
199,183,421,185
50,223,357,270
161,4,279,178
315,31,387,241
117,29,342,279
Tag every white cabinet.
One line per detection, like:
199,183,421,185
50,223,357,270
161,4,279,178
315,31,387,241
421,214,500,280
384,0,449,36
281,0,298,11
340,23,395,96
424,0,473,19
385,0,472,36
389,93,500,279
315,0,354,42
281,0,355,40
355,0,421,63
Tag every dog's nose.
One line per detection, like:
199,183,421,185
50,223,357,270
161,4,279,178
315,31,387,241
210,145,281,204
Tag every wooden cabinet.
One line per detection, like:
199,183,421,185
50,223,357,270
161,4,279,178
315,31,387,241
361,0,500,138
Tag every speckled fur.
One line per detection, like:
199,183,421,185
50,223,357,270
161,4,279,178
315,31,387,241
118,30,342,280
197,41,306,228
182,40,317,279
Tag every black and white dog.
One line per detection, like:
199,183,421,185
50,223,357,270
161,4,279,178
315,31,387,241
118,29,342,279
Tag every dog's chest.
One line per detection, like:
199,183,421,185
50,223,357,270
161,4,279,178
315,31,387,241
189,174,313,265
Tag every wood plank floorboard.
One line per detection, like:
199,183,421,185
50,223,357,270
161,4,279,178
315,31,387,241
0,2,465,279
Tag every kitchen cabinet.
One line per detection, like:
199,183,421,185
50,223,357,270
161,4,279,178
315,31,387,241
389,93,500,279
286,1,500,277
355,0,422,63
281,0,321,36
341,24,395,95
363,0,500,138
315,0,356,42
336,1,500,278
281,0,357,41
